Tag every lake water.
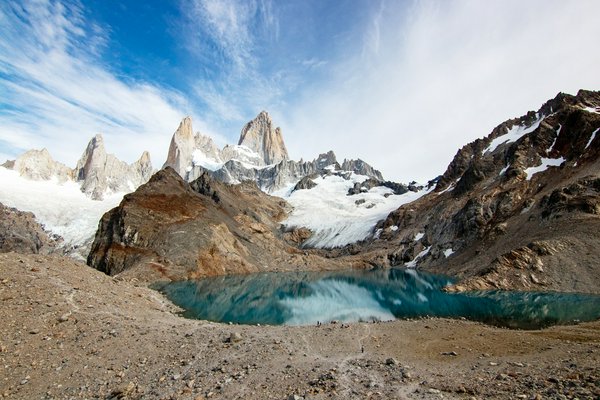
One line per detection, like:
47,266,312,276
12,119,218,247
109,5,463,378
156,268,600,329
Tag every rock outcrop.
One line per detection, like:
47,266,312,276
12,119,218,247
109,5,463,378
75,134,154,200
0,202,57,254
238,111,288,165
163,116,196,177
354,89,600,293
87,167,356,282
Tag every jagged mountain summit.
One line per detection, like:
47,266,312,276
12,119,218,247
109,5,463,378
75,134,153,199
163,111,386,193
238,110,289,165
2,134,154,200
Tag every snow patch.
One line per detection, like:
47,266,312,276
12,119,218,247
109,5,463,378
389,225,398,232
547,124,561,153
414,232,424,241
483,116,544,154
443,248,454,258
438,184,454,194
585,128,599,150
583,106,600,114
404,246,431,268
192,149,223,171
498,165,509,176
524,157,565,180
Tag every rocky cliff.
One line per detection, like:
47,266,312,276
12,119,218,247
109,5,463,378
238,110,288,165
162,116,196,177
87,167,358,282
75,134,154,200
353,89,600,293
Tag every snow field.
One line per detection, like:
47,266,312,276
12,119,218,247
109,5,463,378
0,167,123,249
281,172,429,248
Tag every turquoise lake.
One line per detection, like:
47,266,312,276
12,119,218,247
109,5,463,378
156,268,600,329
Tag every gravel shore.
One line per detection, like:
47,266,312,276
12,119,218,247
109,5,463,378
1,252,598,399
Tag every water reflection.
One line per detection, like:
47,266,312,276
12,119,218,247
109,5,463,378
155,268,600,329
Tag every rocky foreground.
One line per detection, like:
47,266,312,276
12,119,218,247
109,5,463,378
0,252,598,400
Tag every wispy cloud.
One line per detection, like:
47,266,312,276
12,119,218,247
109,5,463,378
0,0,192,166
281,0,600,183
182,0,284,131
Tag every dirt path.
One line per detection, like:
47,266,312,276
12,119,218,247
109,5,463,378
0,253,598,399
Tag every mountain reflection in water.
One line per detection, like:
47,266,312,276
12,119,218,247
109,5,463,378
155,268,600,329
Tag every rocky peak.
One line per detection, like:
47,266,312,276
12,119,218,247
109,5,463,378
12,148,72,182
75,134,155,200
238,111,289,165
163,116,196,178
75,134,106,181
341,158,384,181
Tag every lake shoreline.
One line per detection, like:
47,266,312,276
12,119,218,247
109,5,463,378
1,252,598,399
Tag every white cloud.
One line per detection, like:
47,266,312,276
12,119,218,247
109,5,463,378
280,0,600,183
0,0,194,167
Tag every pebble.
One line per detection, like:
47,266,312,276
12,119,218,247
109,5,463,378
385,357,398,366
58,313,70,323
441,351,458,356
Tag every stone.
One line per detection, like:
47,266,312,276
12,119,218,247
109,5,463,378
58,313,70,323
385,358,398,366
229,332,242,343
441,351,458,356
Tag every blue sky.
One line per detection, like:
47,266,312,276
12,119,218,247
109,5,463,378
1,0,599,182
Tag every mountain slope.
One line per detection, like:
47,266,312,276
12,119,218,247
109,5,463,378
355,89,600,293
87,167,361,281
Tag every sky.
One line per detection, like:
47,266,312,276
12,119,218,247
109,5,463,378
1,0,599,183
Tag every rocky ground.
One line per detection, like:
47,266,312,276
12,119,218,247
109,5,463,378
1,252,598,400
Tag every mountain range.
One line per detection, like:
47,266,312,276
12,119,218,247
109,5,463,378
1,89,599,294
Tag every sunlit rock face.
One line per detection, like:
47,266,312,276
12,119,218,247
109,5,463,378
75,134,154,200
238,110,289,165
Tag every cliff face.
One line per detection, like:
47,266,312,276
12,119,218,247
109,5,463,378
75,134,154,200
6,134,154,201
163,116,196,178
238,111,289,165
